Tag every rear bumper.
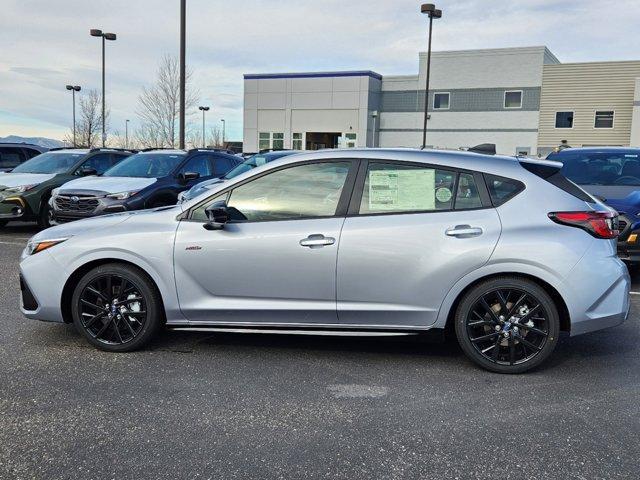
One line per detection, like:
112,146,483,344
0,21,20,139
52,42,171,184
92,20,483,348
617,228,640,262
563,241,630,336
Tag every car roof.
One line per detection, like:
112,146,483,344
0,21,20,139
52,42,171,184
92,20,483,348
138,149,185,155
551,147,640,154
49,149,90,154
0,143,47,149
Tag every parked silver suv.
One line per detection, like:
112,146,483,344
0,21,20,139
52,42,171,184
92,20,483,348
19,149,629,373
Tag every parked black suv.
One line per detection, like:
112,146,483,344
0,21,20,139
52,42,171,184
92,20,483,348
0,143,49,172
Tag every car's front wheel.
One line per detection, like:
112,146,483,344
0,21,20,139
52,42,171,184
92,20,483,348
454,276,560,374
71,263,164,352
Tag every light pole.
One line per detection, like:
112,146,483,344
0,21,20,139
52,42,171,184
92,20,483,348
221,119,225,146
179,0,186,149
90,29,117,147
199,106,210,148
65,85,81,147
125,119,130,149
420,4,442,150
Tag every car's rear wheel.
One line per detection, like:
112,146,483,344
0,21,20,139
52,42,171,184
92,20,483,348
454,276,560,374
71,263,164,352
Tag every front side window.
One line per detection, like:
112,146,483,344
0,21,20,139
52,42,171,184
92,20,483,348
76,153,115,175
504,91,522,109
212,157,233,176
11,151,85,174
0,147,25,169
433,92,450,110
359,163,456,214
212,162,350,222
104,152,185,178
594,111,614,129
555,111,574,128
179,154,212,177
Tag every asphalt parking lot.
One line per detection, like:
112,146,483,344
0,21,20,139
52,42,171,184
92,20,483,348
1,223,639,479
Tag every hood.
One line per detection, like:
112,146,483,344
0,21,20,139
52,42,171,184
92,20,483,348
58,176,157,195
29,212,133,243
0,173,56,189
604,191,640,216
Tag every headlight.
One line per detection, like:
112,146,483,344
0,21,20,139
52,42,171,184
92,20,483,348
26,237,69,255
106,191,138,200
51,188,60,197
6,184,37,193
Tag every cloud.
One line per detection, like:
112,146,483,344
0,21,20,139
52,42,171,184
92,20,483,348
1,0,639,141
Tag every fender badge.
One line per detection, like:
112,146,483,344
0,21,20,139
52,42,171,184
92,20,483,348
185,246,202,251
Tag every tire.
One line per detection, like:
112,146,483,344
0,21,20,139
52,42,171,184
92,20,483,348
454,276,560,374
37,199,53,229
71,263,164,352
0,220,7,228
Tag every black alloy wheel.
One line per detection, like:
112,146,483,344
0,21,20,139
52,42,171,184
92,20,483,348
71,263,163,351
455,276,560,374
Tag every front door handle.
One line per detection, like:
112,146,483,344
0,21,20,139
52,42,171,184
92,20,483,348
445,225,483,238
300,234,335,248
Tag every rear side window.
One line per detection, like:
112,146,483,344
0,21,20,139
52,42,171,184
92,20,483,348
484,174,525,206
0,147,26,169
359,163,457,214
455,173,483,209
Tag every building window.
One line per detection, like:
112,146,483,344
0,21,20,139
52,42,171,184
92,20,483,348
345,133,357,148
292,133,303,150
272,133,284,150
504,90,523,109
433,92,450,110
555,111,574,129
594,111,614,129
258,132,270,150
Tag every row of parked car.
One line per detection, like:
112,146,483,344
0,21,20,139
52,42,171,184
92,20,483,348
0,146,297,228
2,144,640,262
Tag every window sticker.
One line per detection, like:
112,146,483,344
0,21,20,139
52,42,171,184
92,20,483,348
368,169,435,211
435,187,452,203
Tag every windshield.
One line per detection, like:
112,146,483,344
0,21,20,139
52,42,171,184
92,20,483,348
11,152,85,174
223,152,297,179
550,150,640,186
103,152,185,178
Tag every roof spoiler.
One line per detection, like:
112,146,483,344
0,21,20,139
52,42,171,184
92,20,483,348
468,143,496,155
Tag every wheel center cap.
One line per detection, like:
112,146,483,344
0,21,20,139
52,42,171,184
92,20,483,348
502,321,512,332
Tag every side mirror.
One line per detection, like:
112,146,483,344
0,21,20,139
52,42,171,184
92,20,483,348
178,171,200,183
204,201,230,230
79,166,98,176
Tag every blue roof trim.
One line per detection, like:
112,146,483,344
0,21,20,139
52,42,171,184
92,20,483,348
244,70,383,81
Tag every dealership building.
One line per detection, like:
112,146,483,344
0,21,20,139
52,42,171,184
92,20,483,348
243,46,640,156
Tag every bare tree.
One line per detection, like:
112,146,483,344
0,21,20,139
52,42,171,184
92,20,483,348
136,55,199,148
64,89,109,148
208,126,222,148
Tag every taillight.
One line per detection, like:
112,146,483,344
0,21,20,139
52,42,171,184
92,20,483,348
548,211,619,239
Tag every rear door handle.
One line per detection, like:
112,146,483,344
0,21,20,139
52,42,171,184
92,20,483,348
300,234,336,248
445,225,483,238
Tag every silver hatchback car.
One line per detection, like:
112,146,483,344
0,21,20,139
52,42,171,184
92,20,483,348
19,149,629,373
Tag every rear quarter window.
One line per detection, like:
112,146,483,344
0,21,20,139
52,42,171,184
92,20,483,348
484,174,525,206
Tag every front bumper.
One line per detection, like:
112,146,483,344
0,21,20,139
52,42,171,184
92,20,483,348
50,194,131,224
0,197,27,219
20,248,67,323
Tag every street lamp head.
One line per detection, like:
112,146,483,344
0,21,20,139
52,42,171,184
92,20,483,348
73,85,81,91
199,106,210,111
104,33,117,41
421,3,436,14
90,29,103,37
66,85,74,90
432,9,442,18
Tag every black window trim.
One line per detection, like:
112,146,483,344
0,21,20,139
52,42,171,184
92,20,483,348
346,158,494,218
181,158,360,224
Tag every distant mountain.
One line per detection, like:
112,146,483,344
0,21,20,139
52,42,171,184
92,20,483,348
0,135,65,149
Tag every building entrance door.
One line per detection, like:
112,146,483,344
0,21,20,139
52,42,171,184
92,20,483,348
306,132,341,150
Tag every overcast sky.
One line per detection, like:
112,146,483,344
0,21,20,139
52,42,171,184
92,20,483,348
1,0,639,142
